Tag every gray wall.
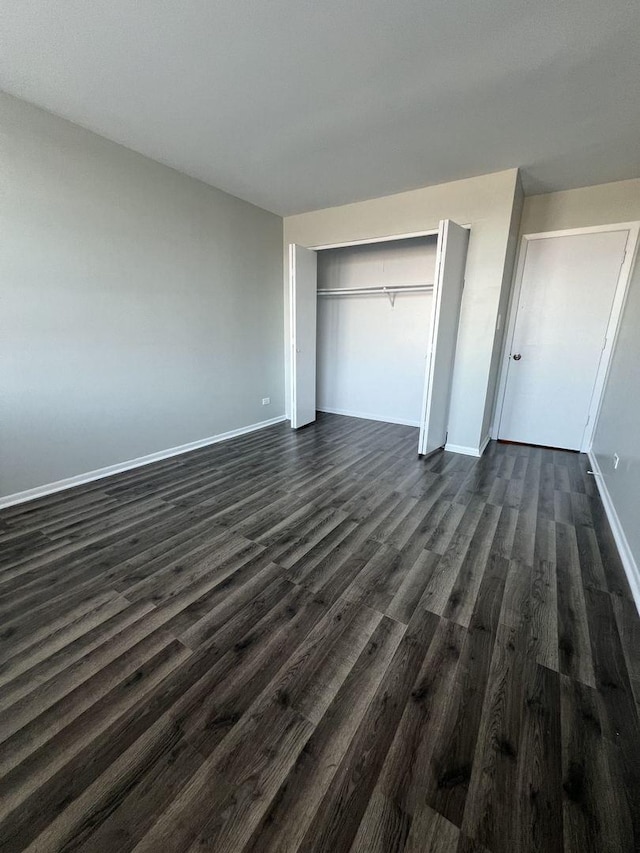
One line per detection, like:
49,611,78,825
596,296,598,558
0,94,284,498
592,258,640,570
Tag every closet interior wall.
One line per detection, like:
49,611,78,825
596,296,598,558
316,236,438,426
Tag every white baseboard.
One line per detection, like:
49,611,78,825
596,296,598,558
588,452,640,615
316,407,420,428
478,434,491,456
445,435,490,457
0,415,287,510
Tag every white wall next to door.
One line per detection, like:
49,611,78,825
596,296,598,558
0,93,284,499
520,178,640,235
317,238,436,425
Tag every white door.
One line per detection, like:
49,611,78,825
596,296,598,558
289,243,318,429
418,220,469,456
498,229,629,450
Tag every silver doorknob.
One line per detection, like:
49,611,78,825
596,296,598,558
512,353,522,361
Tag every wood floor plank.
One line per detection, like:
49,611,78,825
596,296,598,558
385,549,441,624
416,496,487,617
0,625,180,747
246,615,406,853
297,610,441,852
348,788,413,853
25,724,205,853
190,700,315,852
131,767,235,852
0,640,191,850
443,503,501,627
537,459,556,521
461,625,528,853
529,516,559,670
372,617,465,818
421,500,467,555
513,661,563,853
573,521,608,593
178,585,329,759
0,599,155,710
170,556,282,647
404,803,460,853
13,584,304,850
423,554,509,828
588,495,635,600
0,593,141,694
262,598,383,725
612,593,640,693
555,521,596,687
0,415,637,853
343,543,410,613
560,675,634,853
0,588,131,667
583,586,640,843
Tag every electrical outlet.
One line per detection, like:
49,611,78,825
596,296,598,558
613,453,620,469
262,397,271,406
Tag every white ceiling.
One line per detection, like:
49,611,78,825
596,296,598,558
1,0,639,215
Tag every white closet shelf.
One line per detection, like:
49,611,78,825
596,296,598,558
317,283,433,296
317,283,433,307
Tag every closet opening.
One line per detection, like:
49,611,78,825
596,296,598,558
289,220,469,456
316,236,437,429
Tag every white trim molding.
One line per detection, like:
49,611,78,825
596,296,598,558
316,407,419,427
309,229,440,251
0,415,287,510
588,451,640,616
445,435,490,457
478,434,491,457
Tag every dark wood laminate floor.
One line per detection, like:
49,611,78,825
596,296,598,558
1,414,639,853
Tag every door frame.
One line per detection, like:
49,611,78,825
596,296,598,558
289,243,318,429
491,221,640,452
286,228,465,419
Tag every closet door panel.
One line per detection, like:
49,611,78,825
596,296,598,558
418,220,469,455
289,244,318,429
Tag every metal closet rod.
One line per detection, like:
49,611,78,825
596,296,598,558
316,283,433,296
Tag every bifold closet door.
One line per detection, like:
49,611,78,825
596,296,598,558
418,220,469,456
289,244,318,429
